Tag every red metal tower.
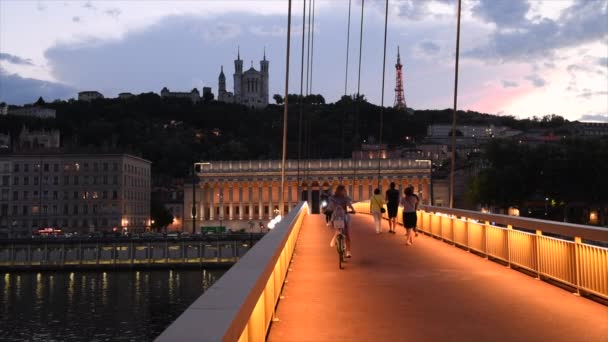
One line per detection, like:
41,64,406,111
394,46,406,110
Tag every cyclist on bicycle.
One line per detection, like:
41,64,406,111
328,184,356,258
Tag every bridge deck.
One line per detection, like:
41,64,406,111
268,214,608,341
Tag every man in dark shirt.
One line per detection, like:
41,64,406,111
385,182,400,233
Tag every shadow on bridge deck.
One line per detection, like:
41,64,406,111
268,214,608,341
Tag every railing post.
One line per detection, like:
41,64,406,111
535,230,542,279
61,244,66,265
96,243,100,265
9,243,14,266
439,214,444,241
506,224,513,268
165,241,169,264
451,215,456,245
78,242,82,265
574,236,582,296
483,220,488,258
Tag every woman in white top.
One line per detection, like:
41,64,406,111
369,188,386,234
400,186,418,246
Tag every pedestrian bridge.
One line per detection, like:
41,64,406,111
156,202,608,341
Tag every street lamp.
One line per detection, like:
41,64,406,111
193,162,211,234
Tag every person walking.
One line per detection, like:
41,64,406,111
408,185,420,237
369,188,386,234
385,182,400,234
321,188,332,226
401,186,419,246
328,185,356,257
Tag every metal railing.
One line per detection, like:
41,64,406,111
0,235,261,271
352,201,608,300
155,202,308,342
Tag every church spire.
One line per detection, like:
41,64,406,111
237,46,240,60
263,46,266,60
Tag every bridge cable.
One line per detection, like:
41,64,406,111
305,0,312,96
376,0,389,188
340,0,353,184
450,0,462,208
280,0,292,216
352,0,364,199
297,0,307,201
309,0,316,95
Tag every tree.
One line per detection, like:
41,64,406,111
35,97,46,105
273,94,284,105
151,199,173,231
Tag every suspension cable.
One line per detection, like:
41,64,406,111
377,0,388,188
305,0,312,96
280,0,293,216
450,0,462,208
356,0,364,97
341,0,352,180
309,0,316,95
297,0,306,200
352,0,364,199
344,0,352,96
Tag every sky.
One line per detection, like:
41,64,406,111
0,0,607,122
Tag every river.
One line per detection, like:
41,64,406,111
0,269,224,341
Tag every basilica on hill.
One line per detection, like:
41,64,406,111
217,49,269,109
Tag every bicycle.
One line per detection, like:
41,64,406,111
333,217,346,269
332,209,355,270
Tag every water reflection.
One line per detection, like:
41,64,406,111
0,269,224,341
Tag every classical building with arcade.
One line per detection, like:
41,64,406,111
184,158,431,231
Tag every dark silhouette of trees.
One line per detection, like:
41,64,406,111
273,94,284,105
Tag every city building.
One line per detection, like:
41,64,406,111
0,153,151,238
6,106,56,119
160,87,200,103
202,87,213,100
118,92,135,99
17,126,60,149
426,124,521,140
568,122,608,137
184,158,431,232
78,91,104,102
0,103,8,115
0,133,10,149
217,50,269,108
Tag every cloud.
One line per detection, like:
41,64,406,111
105,8,121,18
202,23,241,42
419,41,440,55
0,68,76,105
392,0,454,21
524,74,546,87
83,1,95,10
501,80,518,88
578,114,608,122
72,16,81,23
36,2,47,12
465,1,608,62
250,25,287,37
577,90,608,99
597,57,608,67
43,15,278,96
471,0,531,27
0,53,34,66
